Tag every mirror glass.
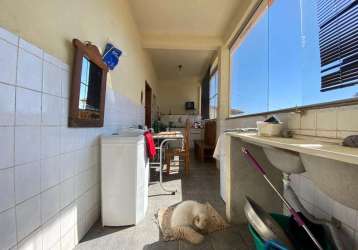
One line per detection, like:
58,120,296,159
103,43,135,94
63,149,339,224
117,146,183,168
78,57,103,119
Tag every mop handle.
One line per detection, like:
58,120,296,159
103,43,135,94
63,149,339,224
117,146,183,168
241,147,266,175
241,147,323,250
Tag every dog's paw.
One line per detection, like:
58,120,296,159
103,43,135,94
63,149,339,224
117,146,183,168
190,233,204,244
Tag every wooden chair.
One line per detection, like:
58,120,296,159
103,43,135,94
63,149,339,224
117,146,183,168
165,120,190,176
194,120,216,161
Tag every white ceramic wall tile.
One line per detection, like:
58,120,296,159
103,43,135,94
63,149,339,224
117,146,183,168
0,126,14,169
41,185,60,223
316,130,337,138
41,156,61,191
0,168,15,212
332,199,357,229
0,39,18,85
19,39,42,58
297,129,316,136
337,105,358,131
60,152,76,181
60,127,74,154
61,226,75,250
14,161,41,204
75,170,91,199
16,195,41,241
17,228,42,250
340,224,355,250
76,148,91,174
299,176,316,204
337,131,358,139
0,208,17,250
312,207,330,221
42,214,61,250
300,110,316,130
15,87,42,126
17,48,42,91
60,98,69,126
312,188,333,217
76,191,90,220
0,26,19,45
43,61,62,96
51,241,61,250
60,178,75,209
42,94,61,126
75,216,87,242
60,128,86,154
61,69,70,98
44,52,62,67
316,108,337,131
0,27,142,248
41,126,60,159
60,203,76,237
0,82,15,125
14,126,41,165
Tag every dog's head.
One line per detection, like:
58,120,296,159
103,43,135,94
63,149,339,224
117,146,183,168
193,211,209,230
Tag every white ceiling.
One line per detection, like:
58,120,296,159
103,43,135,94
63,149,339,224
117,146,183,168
148,49,214,81
128,0,249,80
129,0,244,37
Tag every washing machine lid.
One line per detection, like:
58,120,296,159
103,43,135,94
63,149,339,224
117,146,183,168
101,129,145,144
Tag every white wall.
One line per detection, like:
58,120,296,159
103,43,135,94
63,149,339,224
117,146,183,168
157,78,201,115
0,27,145,250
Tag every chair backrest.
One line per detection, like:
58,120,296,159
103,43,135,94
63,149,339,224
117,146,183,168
184,119,191,151
204,120,216,147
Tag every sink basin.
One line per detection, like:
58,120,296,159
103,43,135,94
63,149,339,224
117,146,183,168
263,147,305,174
300,153,358,210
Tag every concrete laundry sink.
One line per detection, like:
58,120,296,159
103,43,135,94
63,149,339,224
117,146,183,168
263,147,305,174
300,153,358,210
226,132,358,210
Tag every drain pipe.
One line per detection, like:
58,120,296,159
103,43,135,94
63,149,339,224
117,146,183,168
282,174,344,250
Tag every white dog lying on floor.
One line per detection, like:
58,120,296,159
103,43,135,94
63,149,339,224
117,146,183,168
170,200,209,244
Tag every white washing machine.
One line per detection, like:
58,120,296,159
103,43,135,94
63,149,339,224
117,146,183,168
100,130,149,226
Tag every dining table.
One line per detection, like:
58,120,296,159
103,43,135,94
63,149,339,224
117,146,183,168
151,131,184,194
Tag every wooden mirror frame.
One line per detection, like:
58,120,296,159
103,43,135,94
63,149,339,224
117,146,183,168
69,39,108,127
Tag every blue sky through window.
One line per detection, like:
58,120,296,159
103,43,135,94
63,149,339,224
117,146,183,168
230,0,358,116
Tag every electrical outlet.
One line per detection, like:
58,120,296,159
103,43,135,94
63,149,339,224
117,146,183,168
331,216,342,228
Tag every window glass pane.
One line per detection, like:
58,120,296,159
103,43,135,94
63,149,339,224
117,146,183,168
268,0,302,111
209,95,217,119
229,0,358,116
209,71,218,118
209,75,215,98
230,6,269,116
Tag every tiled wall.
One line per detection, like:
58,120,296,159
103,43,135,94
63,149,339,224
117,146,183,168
0,27,144,250
160,114,201,128
221,105,358,249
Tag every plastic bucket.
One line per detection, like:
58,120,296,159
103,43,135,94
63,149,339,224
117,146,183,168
248,213,331,250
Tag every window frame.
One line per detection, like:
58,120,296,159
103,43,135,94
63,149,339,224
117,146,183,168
228,0,358,119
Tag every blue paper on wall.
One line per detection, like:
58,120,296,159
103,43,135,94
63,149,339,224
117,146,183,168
103,43,122,70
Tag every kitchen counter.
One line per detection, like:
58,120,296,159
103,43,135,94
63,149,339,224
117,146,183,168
226,132,358,165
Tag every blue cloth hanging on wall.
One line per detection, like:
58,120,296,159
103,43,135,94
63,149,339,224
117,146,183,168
103,43,122,70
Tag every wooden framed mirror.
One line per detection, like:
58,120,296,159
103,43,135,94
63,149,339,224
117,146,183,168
69,39,108,127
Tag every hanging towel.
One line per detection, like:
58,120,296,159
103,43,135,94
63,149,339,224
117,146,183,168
213,134,223,160
144,131,156,160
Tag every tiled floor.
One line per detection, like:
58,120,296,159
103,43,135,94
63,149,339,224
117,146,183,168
75,156,254,250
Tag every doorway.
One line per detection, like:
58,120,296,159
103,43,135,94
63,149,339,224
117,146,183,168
145,82,152,128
